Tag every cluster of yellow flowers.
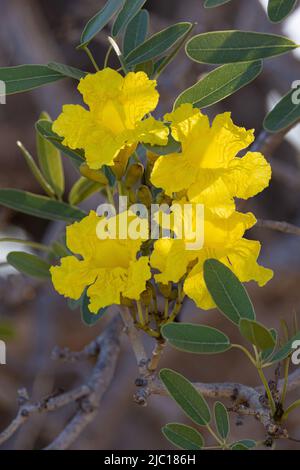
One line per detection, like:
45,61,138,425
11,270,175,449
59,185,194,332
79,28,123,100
50,68,273,313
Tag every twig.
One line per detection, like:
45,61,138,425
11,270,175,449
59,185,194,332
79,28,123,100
256,219,300,237
0,316,122,449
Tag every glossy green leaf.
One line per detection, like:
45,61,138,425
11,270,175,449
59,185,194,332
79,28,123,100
123,10,149,57
204,0,232,6
0,189,86,222
125,22,192,67
81,291,107,326
239,319,276,351
112,0,147,37
261,328,277,362
36,112,65,198
271,332,300,363
186,31,298,64
203,259,255,325
17,141,55,198
160,368,211,426
263,88,300,133
162,323,231,354
7,251,51,279
80,0,125,47
47,62,87,80
68,177,103,205
0,65,64,96
162,423,204,450
143,131,181,155
214,401,229,440
231,439,256,450
267,0,298,23
175,61,262,109
35,120,84,167
134,60,154,77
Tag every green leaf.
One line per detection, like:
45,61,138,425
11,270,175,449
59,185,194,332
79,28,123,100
203,259,255,325
7,251,51,279
261,328,277,362
47,62,87,80
16,141,55,198
67,297,82,311
112,0,147,37
267,0,298,23
134,60,154,77
123,10,149,57
271,332,300,363
0,65,65,96
80,291,107,326
36,112,65,198
35,120,84,167
143,131,181,155
231,439,256,450
263,88,300,133
239,319,276,351
282,398,300,420
80,0,125,47
186,31,298,64
214,401,229,440
162,323,231,354
175,61,262,109
162,423,204,450
0,189,86,222
125,22,192,67
160,368,211,426
204,0,232,6
68,177,103,205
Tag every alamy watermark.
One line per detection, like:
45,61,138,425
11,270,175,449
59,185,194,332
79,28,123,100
291,80,300,105
96,197,204,250
291,340,300,365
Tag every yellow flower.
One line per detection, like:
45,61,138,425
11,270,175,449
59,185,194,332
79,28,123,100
52,68,168,169
50,211,151,312
151,104,271,217
150,203,273,310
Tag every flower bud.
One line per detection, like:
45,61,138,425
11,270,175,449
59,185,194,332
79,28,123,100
80,163,108,185
158,282,172,298
137,185,152,208
125,163,144,188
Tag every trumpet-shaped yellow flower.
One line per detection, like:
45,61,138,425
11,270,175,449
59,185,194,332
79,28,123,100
151,104,271,217
150,203,273,309
52,68,168,169
50,211,151,312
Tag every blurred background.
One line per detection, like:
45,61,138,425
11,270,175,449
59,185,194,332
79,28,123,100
0,0,300,450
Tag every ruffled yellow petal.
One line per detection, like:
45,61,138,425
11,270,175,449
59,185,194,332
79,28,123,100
66,210,99,258
133,117,169,146
123,257,151,299
78,68,123,111
223,238,273,286
227,152,272,199
87,267,127,312
151,238,195,284
122,71,159,125
183,261,216,310
165,104,208,143
52,105,93,150
151,153,196,195
50,256,97,300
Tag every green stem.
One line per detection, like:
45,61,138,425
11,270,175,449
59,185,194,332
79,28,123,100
0,238,51,253
136,300,145,326
257,366,276,415
164,298,169,320
83,45,99,72
104,44,113,68
105,186,115,206
280,356,290,406
206,424,224,447
231,344,257,367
